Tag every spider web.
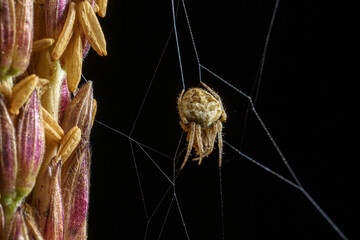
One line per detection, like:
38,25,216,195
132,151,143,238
84,1,354,239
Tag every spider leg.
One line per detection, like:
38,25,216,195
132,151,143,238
205,124,216,158
200,82,227,122
193,125,215,161
217,121,223,167
202,128,210,156
177,89,189,124
195,124,204,165
179,121,188,132
180,122,196,169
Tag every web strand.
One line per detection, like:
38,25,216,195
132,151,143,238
218,168,225,240
129,0,181,137
95,120,173,160
172,0,186,89
174,193,190,240
240,0,280,152
157,195,175,240
253,0,280,105
129,139,149,221
181,0,201,83
224,141,300,190
136,143,174,185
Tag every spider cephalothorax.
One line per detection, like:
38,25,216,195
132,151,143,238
177,82,227,169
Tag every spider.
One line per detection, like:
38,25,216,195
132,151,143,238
177,82,227,169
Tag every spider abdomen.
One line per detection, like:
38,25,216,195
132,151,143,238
181,88,222,127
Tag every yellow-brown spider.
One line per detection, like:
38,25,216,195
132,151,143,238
177,82,227,169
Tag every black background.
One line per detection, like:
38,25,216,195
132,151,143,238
83,1,356,239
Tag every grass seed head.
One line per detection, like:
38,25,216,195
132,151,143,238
1,0,108,238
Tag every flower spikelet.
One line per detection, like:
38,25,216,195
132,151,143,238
0,0,16,77
10,0,34,77
61,144,90,239
0,94,17,199
16,90,45,199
